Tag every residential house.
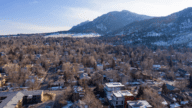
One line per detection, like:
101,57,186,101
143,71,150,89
151,86,162,94
49,80,64,90
104,82,125,101
153,65,161,71
105,62,111,69
73,86,85,100
0,52,5,57
130,67,137,71
165,84,180,94
176,69,190,79
79,73,91,80
127,100,152,108
111,90,134,108
86,67,94,73
184,72,190,79
97,64,103,70
71,100,88,108
126,81,141,86
169,103,180,108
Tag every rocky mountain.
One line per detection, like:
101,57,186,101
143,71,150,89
70,20,90,30
110,7,192,47
69,10,152,34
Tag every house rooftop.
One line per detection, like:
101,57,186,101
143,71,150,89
4,92,24,108
105,82,124,88
170,103,180,108
166,84,178,91
113,90,133,97
153,65,161,68
20,90,43,96
97,64,103,66
0,92,18,108
73,86,84,93
79,73,91,79
0,90,43,108
127,100,152,108
178,68,187,73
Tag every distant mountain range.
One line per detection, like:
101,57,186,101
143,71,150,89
110,7,192,47
2,7,192,47
69,10,152,34
112,7,192,35
67,7,192,47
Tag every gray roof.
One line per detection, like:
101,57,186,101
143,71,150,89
0,92,18,108
0,90,43,108
21,90,43,96
4,92,24,108
178,68,187,73
166,84,177,91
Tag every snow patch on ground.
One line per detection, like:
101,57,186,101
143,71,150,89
45,33,72,38
45,33,100,38
152,41,170,46
72,33,101,38
145,32,162,37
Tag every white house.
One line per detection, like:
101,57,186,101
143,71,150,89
111,90,134,108
104,82,125,101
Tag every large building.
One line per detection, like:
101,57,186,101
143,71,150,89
0,90,44,108
104,82,125,101
111,90,134,108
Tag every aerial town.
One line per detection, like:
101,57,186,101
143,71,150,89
0,36,192,108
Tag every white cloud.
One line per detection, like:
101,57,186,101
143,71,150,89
0,20,71,35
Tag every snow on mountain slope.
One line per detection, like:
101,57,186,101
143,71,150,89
96,23,107,31
171,32,192,44
152,41,170,46
69,10,152,34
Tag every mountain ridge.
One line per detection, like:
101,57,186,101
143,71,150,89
69,10,152,34
109,7,192,47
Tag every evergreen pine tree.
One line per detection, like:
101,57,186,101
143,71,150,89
137,86,144,98
162,83,168,94
112,59,115,69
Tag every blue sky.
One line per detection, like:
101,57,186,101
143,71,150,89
0,0,192,35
